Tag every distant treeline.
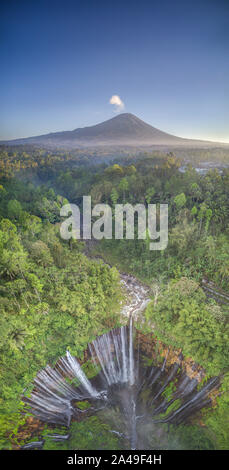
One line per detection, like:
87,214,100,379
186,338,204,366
1,145,229,181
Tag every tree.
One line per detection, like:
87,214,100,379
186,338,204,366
145,187,155,204
105,164,124,178
0,219,28,278
110,188,119,206
169,218,196,255
174,193,186,210
29,240,53,267
118,178,129,202
23,214,42,238
7,199,22,221
189,182,202,202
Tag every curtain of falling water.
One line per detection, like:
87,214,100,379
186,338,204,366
23,322,220,449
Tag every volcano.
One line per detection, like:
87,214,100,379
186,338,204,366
1,113,225,148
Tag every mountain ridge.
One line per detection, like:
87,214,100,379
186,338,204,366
1,113,228,148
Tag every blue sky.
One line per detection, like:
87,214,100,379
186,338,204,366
0,0,229,141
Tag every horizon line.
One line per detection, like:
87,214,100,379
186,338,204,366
1,112,229,145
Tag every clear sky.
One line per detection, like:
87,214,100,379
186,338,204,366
0,0,229,142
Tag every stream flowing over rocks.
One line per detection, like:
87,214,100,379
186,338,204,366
119,273,151,319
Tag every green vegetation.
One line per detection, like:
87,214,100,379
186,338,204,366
145,279,229,374
82,154,229,449
89,156,229,289
0,147,228,449
0,177,121,449
167,424,216,450
41,417,121,450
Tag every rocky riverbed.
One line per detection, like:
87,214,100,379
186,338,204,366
120,273,151,319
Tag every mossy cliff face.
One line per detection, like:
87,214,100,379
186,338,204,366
136,331,205,383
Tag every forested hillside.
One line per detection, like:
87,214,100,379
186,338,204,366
0,148,228,449
0,177,121,448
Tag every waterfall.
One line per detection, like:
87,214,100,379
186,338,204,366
121,326,128,382
64,351,99,397
23,323,220,449
129,316,135,386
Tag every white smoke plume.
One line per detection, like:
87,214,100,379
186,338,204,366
109,95,125,112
